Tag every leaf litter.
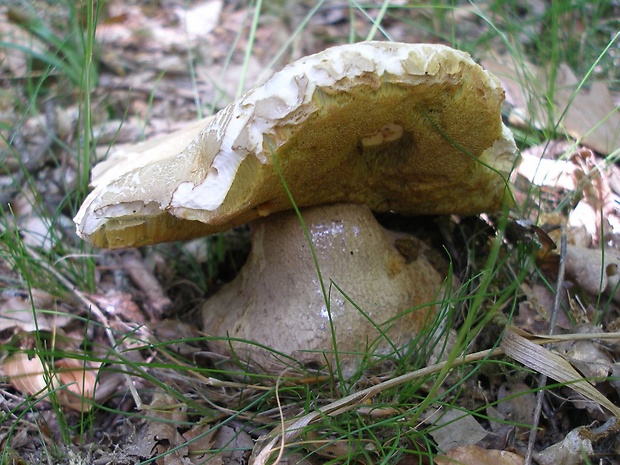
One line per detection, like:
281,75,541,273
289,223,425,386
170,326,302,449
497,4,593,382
2,0,620,464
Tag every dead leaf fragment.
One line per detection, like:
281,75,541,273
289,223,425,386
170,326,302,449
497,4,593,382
435,445,524,465
3,353,100,412
55,358,98,412
517,150,576,190
482,54,620,155
174,1,223,37
0,8,47,77
565,245,620,301
554,334,613,381
517,146,617,247
533,426,594,465
143,391,192,463
424,407,489,452
501,328,620,417
122,252,172,319
0,295,53,333
3,352,56,397
496,382,536,425
0,289,75,335
206,425,253,464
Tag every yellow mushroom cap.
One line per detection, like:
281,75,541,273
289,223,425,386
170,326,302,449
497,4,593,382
74,41,518,248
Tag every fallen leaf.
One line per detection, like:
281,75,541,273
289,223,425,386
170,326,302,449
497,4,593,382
501,328,620,417
122,251,172,319
89,290,144,323
534,426,594,465
515,283,571,333
435,445,525,465
144,391,191,463
55,358,98,412
0,8,48,77
554,331,613,381
517,145,617,247
484,406,516,450
181,423,218,463
568,149,617,246
3,352,56,397
174,1,223,37
205,425,253,464
496,382,536,426
517,149,577,191
565,245,620,302
0,294,54,333
482,54,620,155
559,69,620,156
424,407,489,452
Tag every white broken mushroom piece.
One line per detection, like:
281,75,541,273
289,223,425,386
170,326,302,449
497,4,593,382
74,42,519,373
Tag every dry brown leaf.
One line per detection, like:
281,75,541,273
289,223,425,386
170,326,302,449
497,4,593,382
568,149,617,245
196,55,265,104
143,391,191,463
55,358,98,412
10,192,54,251
89,290,144,324
272,453,319,465
2,352,56,397
0,8,47,77
559,67,620,156
0,288,73,336
565,245,620,301
496,382,537,425
482,54,620,155
205,425,253,464
3,353,100,412
533,426,594,465
435,445,524,465
517,149,577,191
484,405,517,448
515,283,571,333
517,145,618,247
554,332,613,382
424,407,489,452
122,252,171,319
501,328,620,417
0,294,54,333
304,430,364,460
181,423,218,463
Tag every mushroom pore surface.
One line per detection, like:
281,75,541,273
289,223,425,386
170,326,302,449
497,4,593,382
202,204,444,373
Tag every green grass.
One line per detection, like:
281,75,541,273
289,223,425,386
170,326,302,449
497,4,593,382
1,0,619,463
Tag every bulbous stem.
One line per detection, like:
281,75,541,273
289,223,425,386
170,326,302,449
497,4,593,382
202,203,443,374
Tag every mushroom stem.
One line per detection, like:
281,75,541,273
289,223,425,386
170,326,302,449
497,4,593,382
202,203,444,373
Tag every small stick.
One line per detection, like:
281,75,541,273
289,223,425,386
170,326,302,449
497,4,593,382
122,252,171,320
525,223,567,465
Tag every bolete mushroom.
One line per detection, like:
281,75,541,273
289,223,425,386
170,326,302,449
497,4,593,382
75,42,518,373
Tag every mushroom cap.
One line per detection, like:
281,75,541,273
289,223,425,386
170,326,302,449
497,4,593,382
75,41,518,248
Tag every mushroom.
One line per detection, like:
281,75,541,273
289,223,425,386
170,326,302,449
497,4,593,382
75,42,518,373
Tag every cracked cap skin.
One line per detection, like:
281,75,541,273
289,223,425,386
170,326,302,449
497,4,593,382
74,41,519,248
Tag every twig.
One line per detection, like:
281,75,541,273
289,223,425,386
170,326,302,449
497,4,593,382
122,251,171,320
525,223,567,465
